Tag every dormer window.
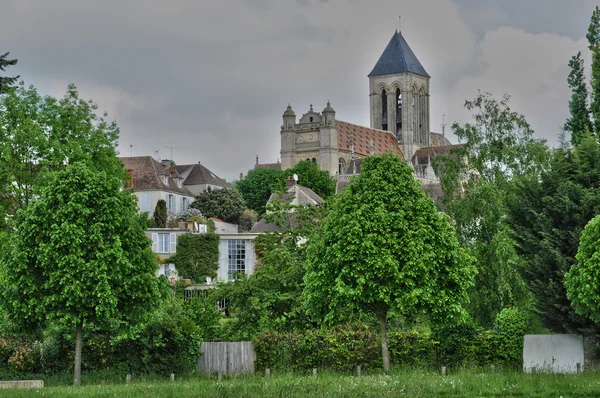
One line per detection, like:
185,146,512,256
177,179,182,188
163,175,169,185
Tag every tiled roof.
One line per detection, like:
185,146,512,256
255,163,282,170
120,156,194,196
251,216,299,233
430,132,452,147
268,184,324,207
337,120,404,159
413,144,464,164
174,163,227,187
368,30,430,78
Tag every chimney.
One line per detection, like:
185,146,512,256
178,220,186,229
161,159,171,169
285,175,296,188
125,169,134,188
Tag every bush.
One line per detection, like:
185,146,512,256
493,307,529,367
433,323,478,367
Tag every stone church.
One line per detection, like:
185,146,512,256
257,30,457,191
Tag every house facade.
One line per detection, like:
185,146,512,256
174,162,228,195
120,156,195,216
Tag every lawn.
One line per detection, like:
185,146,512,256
2,368,600,397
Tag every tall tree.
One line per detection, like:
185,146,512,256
588,6,600,134
433,92,548,327
191,187,246,224
304,153,475,373
0,52,19,94
153,199,167,228
508,135,600,334
565,52,592,146
0,162,161,385
288,160,336,199
236,168,285,215
0,83,125,226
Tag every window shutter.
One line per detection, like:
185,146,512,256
180,197,184,213
152,233,159,252
170,233,177,253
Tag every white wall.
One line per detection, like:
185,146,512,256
134,190,195,215
523,334,584,373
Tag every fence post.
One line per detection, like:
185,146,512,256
265,368,271,378
170,373,175,382
490,365,495,372
531,367,536,374
356,365,361,377
312,368,317,377
577,363,582,374
126,374,131,385
218,372,223,382
441,366,446,376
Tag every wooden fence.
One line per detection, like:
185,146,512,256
197,341,255,375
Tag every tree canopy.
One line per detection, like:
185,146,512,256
0,162,162,384
565,52,592,146
236,168,286,215
191,187,246,224
288,160,336,199
304,152,475,372
0,52,19,94
170,233,220,283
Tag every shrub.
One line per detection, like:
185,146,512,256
493,307,529,367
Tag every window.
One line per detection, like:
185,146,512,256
167,194,175,212
177,178,182,188
338,158,346,175
139,193,151,213
381,89,388,130
228,240,246,280
158,234,170,253
163,175,169,185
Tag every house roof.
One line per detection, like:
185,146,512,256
255,162,282,170
251,215,299,233
430,132,452,147
337,120,404,158
412,144,464,165
174,163,227,187
268,184,324,207
120,156,194,196
368,30,430,78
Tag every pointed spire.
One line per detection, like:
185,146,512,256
368,30,429,78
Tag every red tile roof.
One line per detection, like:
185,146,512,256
120,156,194,196
337,120,404,158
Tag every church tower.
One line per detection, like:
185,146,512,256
369,30,430,159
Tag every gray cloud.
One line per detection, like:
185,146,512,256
0,0,594,181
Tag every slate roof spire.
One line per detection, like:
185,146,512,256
368,30,430,78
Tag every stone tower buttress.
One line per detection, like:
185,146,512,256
280,105,296,170
319,101,338,176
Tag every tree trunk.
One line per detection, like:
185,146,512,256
379,314,390,374
74,322,83,386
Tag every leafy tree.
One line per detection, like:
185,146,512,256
588,6,600,134
191,187,246,224
565,215,600,323
508,135,600,333
153,199,167,228
565,52,592,146
170,233,220,283
0,52,19,94
238,208,258,232
304,153,475,373
433,92,547,327
237,168,285,215
288,160,336,199
0,162,161,385
0,83,124,226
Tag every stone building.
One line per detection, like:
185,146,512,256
264,30,458,190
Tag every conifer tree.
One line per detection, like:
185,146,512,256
0,52,19,94
565,52,592,146
587,6,600,134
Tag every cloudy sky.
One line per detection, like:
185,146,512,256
1,0,597,181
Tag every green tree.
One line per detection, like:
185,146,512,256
588,6,600,134
0,52,19,94
170,233,219,283
238,208,258,232
565,52,592,146
191,187,246,224
0,83,124,226
237,168,285,215
0,162,161,385
288,160,336,199
304,153,475,373
153,199,167,228
433,92,547,327
508,135,600,333
566,215,600,323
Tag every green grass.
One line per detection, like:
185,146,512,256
2,368,600,397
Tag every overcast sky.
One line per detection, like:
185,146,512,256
1,0,597,181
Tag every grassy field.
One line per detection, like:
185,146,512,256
2,368,600,397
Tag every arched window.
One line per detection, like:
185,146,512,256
338,158,346,175
396,88,403,141
311,158,317,164
309,116,313,122
381,90,388,131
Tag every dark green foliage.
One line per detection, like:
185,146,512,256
237,168,285,215
434,323,479,367
153,199,167,228
565,52,592,146
0,52,19,94
288,160,336,199
191,187,245,224
588,6,600,134
170,233,219,283
238,209,258,232
508,135,600,333
566,215,600,322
